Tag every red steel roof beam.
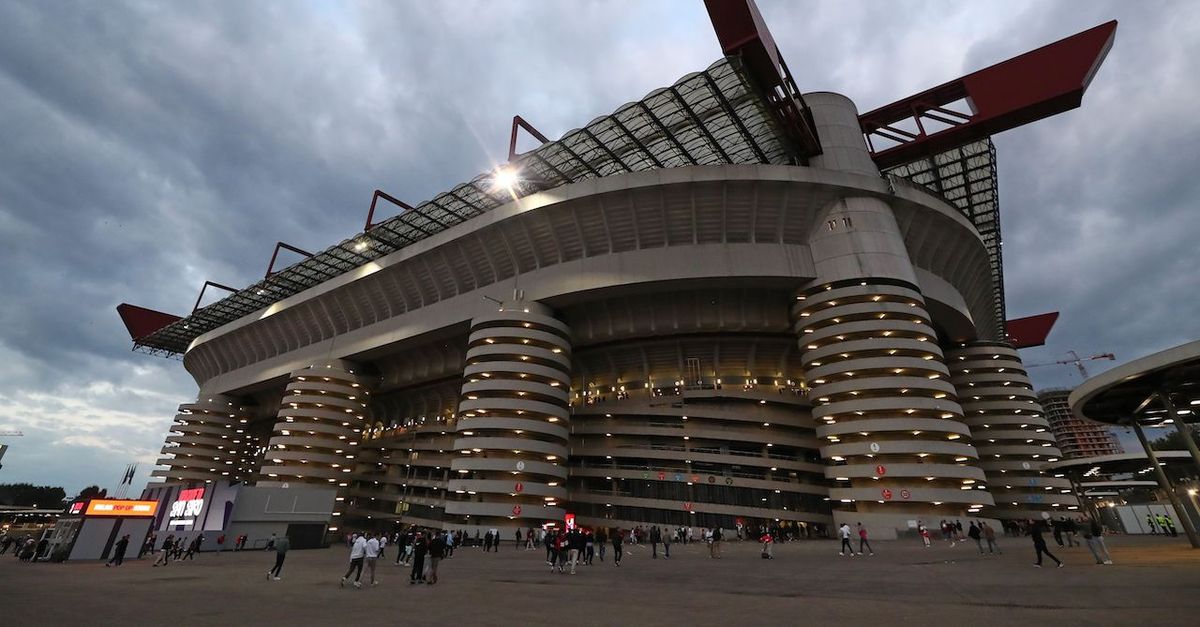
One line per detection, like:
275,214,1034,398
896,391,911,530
704,0,822,159
861,20,1117,170
116,303,182,341
1005,311,1060,349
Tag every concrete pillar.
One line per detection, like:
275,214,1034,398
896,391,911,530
796,92,993,529
795,280,994,524
804,92,880,177
445,299,571,528
946,341,1077,519
1158,390,1200,477
1131,419,1200,548
258,359,373,489
153,395,256,485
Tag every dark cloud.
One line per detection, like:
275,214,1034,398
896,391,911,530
0,0,1194,491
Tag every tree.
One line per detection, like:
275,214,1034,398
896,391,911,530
75,485,107,500
1150,426,1200,451
0,483,67,509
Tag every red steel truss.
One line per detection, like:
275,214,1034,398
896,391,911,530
860,20,1117,170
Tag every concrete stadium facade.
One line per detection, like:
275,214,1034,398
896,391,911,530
147,91,1078,538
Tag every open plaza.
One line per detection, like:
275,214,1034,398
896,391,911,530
2,535,1198,626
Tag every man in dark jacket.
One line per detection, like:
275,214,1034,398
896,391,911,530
1030,519,1063,568
409,533,428,584
611,529,623,566
106,535,130,567
650,525,661,559
967,522,983,554
427,533,447,584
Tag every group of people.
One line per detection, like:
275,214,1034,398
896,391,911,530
333,527,453,588
914,515,1114,568
1144,512,1179,536
0,533,46,562
150,533,204,566
836,523,876,556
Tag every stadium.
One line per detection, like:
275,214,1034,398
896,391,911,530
119,1,1116,538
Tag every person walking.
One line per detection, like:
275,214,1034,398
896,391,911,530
106,534,130,567
364,532,381,587
585,530,596,565
1083,517,1113,565
982,522,1001,554
917,521,931,548
1051,517,1065,548
596,528,607,562
856,523,874,556
1064,517,1079,547
267,534,289,580
1030,519,1063,568
182,534,203,560
712,527,723,558
396,531,410,565
341,533,367,589
650,525,661,559
139,533,156,559
1146,513,1158,534
760,531,774,559
568,528,584,575
409,532,429,584
153,535,174,567
662,526,671,559
838,523,854,556
968,522,984,554
611,528,623,566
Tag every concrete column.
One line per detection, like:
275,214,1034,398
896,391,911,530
1158,389,1200,477
804,92,880,177
795,280,994,524
152,395,256,485
947,341,1077,519
258,359,373,489
1131,419,1200,548
446,299,571,528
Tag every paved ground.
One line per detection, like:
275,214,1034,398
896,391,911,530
2,535,1198,626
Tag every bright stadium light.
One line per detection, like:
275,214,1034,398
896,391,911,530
491,165,521,191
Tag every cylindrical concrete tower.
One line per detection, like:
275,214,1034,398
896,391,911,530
259,359,372,487
446,300,572,527
796,92,993,528
796,281,993,519
946,342,1077,517
155,395,254,484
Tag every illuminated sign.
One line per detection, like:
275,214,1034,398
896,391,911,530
565,513,576,531
168,487,206,526
85,500,159,517
69,502,85,515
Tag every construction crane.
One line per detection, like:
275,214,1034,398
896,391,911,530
1026,351,1115,379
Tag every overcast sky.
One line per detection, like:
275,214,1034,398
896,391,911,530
1,0,1196,495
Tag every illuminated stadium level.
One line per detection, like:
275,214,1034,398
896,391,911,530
123,2,1117,537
